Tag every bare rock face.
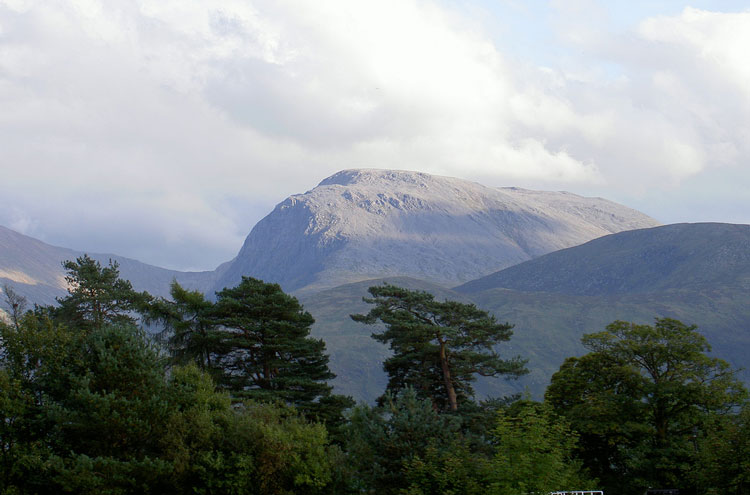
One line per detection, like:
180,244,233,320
214,169,660,293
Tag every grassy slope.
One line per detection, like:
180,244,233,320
298,277,473,403
301,280,750,403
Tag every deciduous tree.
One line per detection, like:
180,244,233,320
484,401,593,495
546,318,747,495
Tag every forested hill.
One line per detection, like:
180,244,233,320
456,222,750,295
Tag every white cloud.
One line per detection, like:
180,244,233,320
639,8,750,92
0,1,749,269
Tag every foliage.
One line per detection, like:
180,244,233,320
349,392,592,495
696,401,750,494
163,368,343,495
6,257,750,494
484,401,593,495
0,314,174,493
351,284,527,412
233,402,341,495
54,255,152,331
345,388,465,494
546,318,747,495
211,277,353,426
0,308,344,494
145,281,223,371
401,441,488,495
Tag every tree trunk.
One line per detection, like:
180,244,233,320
439,339,458,411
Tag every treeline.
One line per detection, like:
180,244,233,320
0,255,748,494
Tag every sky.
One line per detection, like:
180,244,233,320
1,0,749,271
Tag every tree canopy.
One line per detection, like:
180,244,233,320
145,281,221,371
351,284,527,412
5,256,750,494
546,318,747,494
149,277,353,429
54,255,152,331
0,310,345,494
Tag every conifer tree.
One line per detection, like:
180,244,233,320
54,255,151,331
146,281,222,371
351,284,527,412
212,276,353,425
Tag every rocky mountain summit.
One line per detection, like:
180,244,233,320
0,168,660,308
214,169,660,293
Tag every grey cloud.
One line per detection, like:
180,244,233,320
1,1,749,272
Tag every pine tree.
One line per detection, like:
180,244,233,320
351,284,527,412
212,276,353,425
146,281,223,371
54,255,151,331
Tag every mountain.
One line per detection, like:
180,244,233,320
214,169,659,294
455,223,750,295
300,223,750,402
459,223,750,398
0,225,224,307
1,169,660,305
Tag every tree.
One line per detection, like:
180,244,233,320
146,281,223,371
212,276,352,426
351,284,527,412
162,366,345,495
696,401,750,494
0,310,346,495
345,388,465,494
1,283,27,330
484,401,593,495
47,323,175,494
55,255,152,331
0,313,174,493
546,318,747,495
401,441,488,495
0,312,75,491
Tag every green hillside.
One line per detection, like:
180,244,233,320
456,223,750,295
299,277,473,402
301,224,750,402
469,286,750,398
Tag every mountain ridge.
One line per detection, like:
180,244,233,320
214,169,660,293
0,225,224,306
455,222,750,295
300,222,750,401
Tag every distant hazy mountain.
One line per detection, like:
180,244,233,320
0,225,224,307
300,223,750,402
215,169,659,294
456,223,750,295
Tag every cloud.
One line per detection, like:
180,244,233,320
0,1,749,269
